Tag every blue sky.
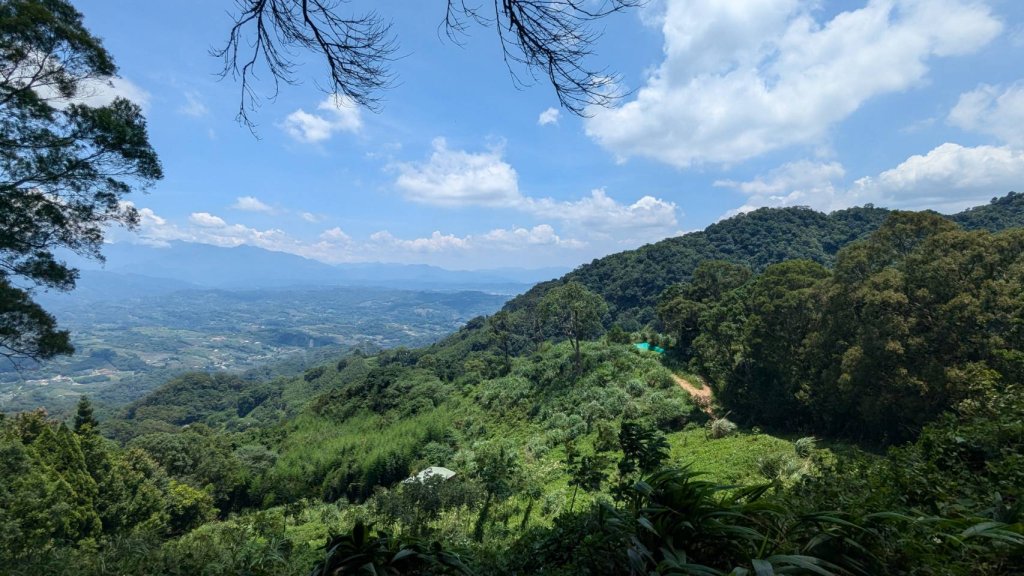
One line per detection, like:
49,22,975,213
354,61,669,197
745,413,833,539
73,0,1024,269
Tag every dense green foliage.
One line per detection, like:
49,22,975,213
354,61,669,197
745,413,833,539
0,0,161,362
662,211,1024,444
952,191,1024,230
0,409,215,569
507,193,1024,331
506,204,892,329
3,195,1024,574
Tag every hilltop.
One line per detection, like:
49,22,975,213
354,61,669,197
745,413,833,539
507,192,1024,327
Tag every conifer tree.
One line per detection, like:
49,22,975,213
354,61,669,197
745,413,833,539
73,395,98,434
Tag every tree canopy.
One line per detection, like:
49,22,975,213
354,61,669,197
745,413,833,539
660,211,1024,443
0,0,161,362
539,280,607,372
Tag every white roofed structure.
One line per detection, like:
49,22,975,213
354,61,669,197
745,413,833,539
405,466,457,484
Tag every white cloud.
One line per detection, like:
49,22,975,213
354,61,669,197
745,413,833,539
14,49,150,110
586,0,1002,167
75,76,151,109
395,138,521,207
525,189,678,236
37,74,149,110
370,225,588,254
189,212,227,227
948,83,1024,147
131,209,298,253
281,94,362,143
479,224,584,248
179,90,209,117
319,227,351,242
1011,24,1024,47
720,143,1024,216
537,107,561,126
394,139,680,241
638,0,668,27
123,205,605,268
716,160,846,213
231,196,275,213
370,230,470,252
849,143,1024,212
301,212,326,223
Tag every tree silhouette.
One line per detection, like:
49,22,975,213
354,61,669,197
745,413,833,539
216,0,642,128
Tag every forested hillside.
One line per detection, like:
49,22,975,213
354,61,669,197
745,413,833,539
507,193,1024,327
3,194,1024,575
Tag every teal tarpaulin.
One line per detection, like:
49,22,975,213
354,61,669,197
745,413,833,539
634,342,665,354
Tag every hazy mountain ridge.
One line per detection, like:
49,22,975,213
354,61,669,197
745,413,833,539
66,241,566,294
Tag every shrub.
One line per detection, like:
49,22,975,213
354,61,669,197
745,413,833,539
303,366,326,382
794,436,816,458
756,453,803,484
708,417,737,439
625,378,646,398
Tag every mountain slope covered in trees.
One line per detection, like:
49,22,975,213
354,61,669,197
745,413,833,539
3,193,1024,575
509,192,1024,327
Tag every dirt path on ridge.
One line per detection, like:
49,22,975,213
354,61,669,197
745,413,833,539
672,373,715,416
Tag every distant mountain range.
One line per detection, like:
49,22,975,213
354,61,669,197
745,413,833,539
56,241,567,299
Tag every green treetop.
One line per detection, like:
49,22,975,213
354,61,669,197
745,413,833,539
0,0,162,362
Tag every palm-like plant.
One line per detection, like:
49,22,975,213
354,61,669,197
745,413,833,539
628,468,882,576
310,520,472,576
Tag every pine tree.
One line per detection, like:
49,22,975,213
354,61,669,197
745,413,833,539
73,395,98,434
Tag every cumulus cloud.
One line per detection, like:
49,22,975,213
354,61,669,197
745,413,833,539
537,107,560,126
189,212,227,227
395,138,521,207
123,204,600,268
231,196,275,213
369,225,588,255
75,76,151,109
586,0,1002,167
370,230,470,252
720,143,1024,216
848,143,1024,212
716,160,846,213
13,48,150,110
479,224,584,248
128,208,298,253
948,83,1024,147
394,139,680,241
281,94,362,143
33,74,150,110
525,189,678,236
319,227,351,242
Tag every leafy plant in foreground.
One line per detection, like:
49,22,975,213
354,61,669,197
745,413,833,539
310,520,472,576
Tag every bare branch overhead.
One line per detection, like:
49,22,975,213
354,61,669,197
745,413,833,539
213,0,397,130
215,0,641,128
